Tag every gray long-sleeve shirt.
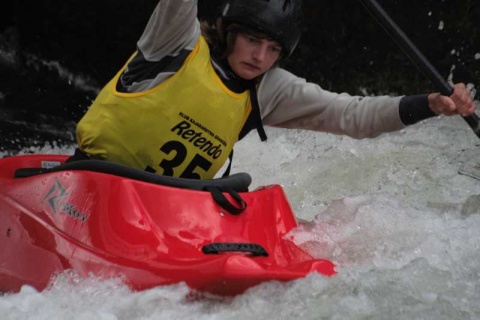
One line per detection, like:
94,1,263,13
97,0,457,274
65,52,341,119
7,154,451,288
120,0,433,140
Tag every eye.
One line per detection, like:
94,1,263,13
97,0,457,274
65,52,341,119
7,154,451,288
246,35,261,44
269,45,282,54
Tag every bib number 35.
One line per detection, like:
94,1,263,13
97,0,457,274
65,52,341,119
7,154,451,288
147,141,212,179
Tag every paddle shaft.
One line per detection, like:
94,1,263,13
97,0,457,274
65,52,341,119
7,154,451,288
357,0,480,138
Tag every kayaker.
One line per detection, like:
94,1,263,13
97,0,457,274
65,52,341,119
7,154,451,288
72,0,477,179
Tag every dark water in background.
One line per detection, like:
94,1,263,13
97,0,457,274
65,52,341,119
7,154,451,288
0,29,97,152
0,1,157,152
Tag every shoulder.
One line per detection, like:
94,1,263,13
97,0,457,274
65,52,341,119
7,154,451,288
260,67,305,85
258,67,320,104
258,67,306,97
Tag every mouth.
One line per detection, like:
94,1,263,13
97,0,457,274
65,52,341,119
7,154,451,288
242,62,261,71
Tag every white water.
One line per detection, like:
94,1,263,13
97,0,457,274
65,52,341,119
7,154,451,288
1,112,480,319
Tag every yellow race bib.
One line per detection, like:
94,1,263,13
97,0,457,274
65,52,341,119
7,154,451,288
77,37,252,179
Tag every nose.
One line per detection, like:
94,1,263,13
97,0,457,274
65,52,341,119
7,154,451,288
252,44,268,62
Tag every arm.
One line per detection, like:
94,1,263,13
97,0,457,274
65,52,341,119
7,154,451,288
120,0,200,92
137,0,200,61
257,69,476,140
258,68,405,139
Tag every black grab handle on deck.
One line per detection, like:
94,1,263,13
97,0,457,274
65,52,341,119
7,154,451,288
202,243,269,257
204,186,247,215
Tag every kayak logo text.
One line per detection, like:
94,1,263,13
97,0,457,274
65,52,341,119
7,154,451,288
41,178,90,223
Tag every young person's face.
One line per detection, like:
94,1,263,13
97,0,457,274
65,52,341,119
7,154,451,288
227,32,282,80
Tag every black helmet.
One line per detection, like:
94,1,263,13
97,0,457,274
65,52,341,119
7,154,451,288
218,0,303,57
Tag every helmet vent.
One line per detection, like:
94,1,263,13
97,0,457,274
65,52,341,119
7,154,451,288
283,0,291,11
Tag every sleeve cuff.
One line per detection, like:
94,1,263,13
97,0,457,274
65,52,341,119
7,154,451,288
399,94,436,125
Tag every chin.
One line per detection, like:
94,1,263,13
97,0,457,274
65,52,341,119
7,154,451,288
236,71,259,80
238,75,256,80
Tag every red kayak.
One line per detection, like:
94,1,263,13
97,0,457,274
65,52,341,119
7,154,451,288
0,154,335,296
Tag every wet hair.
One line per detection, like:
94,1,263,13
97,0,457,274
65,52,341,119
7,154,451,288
200,21,224,54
